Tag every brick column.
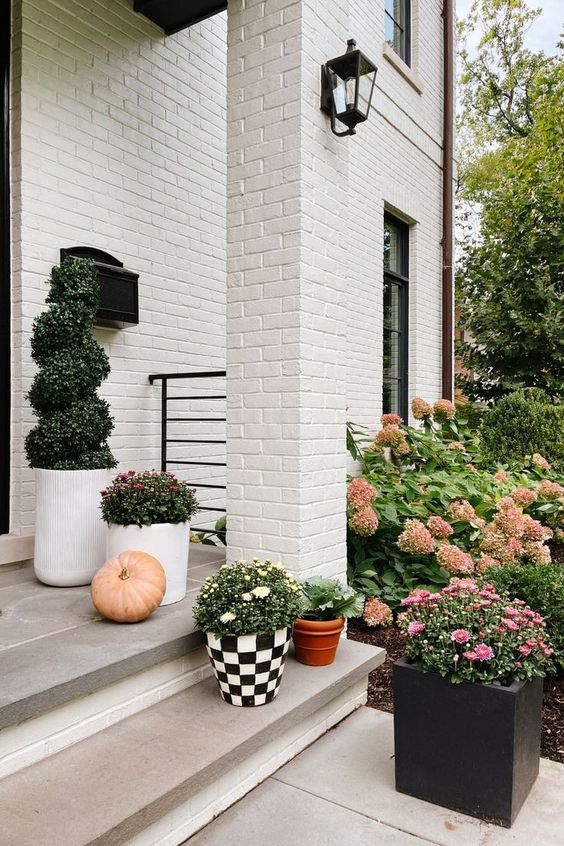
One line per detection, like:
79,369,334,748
226,0,350,578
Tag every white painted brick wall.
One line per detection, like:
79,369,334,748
8,0,448,548
10,0,227,534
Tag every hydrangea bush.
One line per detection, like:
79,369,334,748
398,578,554,684
101,470,198,526
193,559,303,638
347,400,564,609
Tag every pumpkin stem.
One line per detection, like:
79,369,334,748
118,567,130,580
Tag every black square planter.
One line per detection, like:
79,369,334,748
393,656,543,827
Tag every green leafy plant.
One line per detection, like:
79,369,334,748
191,514,227,546
193,559,303,637
484,564,564,674
479,390,564,472
101,470,198,526
298,577,364,621
25,258,116,470
398,578,554,684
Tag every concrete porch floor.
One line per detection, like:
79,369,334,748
186,707,564,846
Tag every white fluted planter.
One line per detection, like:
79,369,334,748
107,522,190,606
34,468,111,587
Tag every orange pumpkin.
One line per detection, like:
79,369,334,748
91,550,166,623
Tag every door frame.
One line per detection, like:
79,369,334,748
0,0,10,534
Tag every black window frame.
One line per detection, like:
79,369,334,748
385,0,411,67
0,0,10,534
383,213,409,423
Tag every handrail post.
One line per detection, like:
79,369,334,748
161,377,167,471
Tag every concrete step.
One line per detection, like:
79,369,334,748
0,546,225,777
0,638,384,846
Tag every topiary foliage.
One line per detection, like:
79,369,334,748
479,389,564,472
25,259,117,470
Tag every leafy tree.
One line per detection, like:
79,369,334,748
25,258,116,470
456,0,564,401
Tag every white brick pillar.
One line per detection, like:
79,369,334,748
226,0,351,578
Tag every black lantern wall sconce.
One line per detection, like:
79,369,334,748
320,39,378,137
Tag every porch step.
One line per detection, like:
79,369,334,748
0,546,225,777
0,639,384,846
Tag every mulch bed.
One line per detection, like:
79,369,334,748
347,617,564,764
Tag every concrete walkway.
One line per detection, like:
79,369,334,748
187,707,564,846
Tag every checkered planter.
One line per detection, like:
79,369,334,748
205,628,291,707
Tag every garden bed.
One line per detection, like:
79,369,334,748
347,618,564,765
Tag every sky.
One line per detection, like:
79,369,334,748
456,0,563,55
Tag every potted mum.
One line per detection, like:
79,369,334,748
193,559,303,706
26,258,116,586
292,577,364,666
394,578,553,827
102,470,198,605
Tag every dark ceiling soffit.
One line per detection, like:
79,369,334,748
133,0,227,35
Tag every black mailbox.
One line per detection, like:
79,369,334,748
60,247,139,329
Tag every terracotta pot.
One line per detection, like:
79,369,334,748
292,617,345,666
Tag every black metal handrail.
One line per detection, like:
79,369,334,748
148,370,226,531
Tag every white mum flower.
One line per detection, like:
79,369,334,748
220,611,236,623
252,586,270,599
241,592,252,601
244,575,251,581
257,569,267,576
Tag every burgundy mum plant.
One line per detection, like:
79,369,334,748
101,470,198,527
398,579,554,684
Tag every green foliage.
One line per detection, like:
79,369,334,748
456,11,564,401
298,577,364,621
398,580,554,684
485,564,564,673
193,559,303,638
101,470,199,527
480,390,564,471
25,259,116,470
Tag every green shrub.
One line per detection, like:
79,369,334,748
484,563,564,673
25,259,116,470
479,389,564,471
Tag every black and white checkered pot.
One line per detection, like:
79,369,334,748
205,628,291,707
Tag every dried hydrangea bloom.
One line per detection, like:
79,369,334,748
397,519,435,554
427,515,454,539
363,596,393,627
433,398,456,422
493,498,525,538
480,530,524,565
538,480,564,499
524,542,551,565
346,478,377,511
476,553,499,573
380,413,403,427
493,469,508,484
348,506,379,537
447,441,465,451
436,543,474,575
510,487,537,507
368,424,410,457
531,453,551,472
521,515,553,542
448,499,483,525
411,396,433,419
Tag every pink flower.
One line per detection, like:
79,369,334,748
451,629,471,644
476,553,499,573
515,660,522,668
521,515,552,542
538,480,564,499
448,500,480,524
381,413,403,427
412,397,433,419
348,506,379,537
369,425,410,457
502,618,520,632
463,650,478,662
347,478,377,511
532,453,551,471
511,487,537,507
397,519,435,555
493,470,508,484
363,597,393,627
474,643,495,661
433,399,456,422
518,643,532,657
436,543,474,575
407,621,426,636
427,516,454,539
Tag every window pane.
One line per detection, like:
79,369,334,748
384,221,402,274
385,13,395,49
383,213,409,419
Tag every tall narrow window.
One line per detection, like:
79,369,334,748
385,0,411,66
383,214,409,421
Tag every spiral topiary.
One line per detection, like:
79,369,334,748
25,258,117,470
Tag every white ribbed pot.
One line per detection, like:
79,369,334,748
106,522,190,606
34,468,111,587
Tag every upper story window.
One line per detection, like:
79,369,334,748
383,214,409,421
385,0,411,66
